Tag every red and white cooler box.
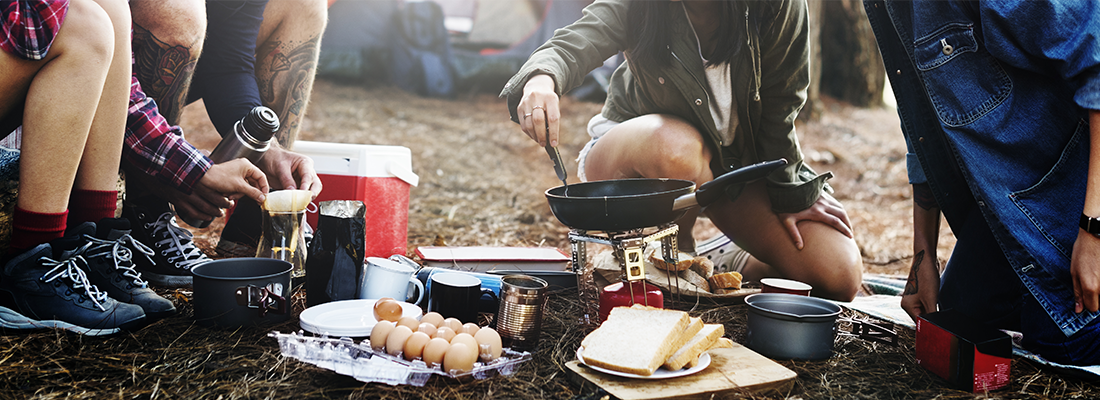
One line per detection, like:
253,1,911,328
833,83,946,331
293,140,419,259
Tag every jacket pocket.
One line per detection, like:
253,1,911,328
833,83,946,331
1009,120,1089,260
914,23,1011,127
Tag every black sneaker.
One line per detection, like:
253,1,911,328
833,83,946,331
122,197,212,287
0,242,147,336
59,220,177,320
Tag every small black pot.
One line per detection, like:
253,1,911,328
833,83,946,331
192,258,293,328
745,293,842,360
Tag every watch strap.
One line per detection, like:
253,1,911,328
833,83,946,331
1081,213,1100,236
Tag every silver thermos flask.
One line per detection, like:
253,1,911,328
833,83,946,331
181,106,280,228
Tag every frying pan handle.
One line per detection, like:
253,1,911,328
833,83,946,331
695,159,788,207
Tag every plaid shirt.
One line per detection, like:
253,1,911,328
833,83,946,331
126,76,211,194
0,0,67,60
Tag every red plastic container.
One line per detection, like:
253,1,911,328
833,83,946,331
293,141,419,259
916,309,1011,392
598,280,664,323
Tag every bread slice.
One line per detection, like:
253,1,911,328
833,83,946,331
708,271,743,292
663,323,725,370
691,256,715,278
679,269,711,293
685,336,734,369
579,306,698,376
649,251,694,271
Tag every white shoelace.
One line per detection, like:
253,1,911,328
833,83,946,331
78,235,150,288
147,212,211,271
40,256,108,311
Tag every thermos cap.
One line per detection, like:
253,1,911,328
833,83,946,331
243,106,280,142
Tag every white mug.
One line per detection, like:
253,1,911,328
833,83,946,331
358,257,424,304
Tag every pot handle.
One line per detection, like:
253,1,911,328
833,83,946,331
235,283,289,317
837,317,898,346
695,158,788,207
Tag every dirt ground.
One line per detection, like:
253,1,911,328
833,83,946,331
184,78,953,278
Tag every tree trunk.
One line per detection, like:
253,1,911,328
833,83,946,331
818,0,885,108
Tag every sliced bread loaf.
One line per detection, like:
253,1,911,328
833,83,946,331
663,323,725,370
580,305,698,376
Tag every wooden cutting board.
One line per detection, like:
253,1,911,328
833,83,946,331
566,343,796,400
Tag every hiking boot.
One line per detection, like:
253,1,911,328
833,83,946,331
122,197,212,287
0,242,147,336
215,197,263,258
58,220,177,320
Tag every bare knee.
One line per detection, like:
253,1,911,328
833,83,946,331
130,0,206,48
806,240,863,302
54,0,115,63
646,117,712,182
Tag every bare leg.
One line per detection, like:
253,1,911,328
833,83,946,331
706,182,863,301
254,0,327,148
1,0,115,214
129,0,205,125
76,0,131,192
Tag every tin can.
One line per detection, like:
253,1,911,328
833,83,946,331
496,274,549,351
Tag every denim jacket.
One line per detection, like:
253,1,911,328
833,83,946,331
865,0,1100,336
500,0,829,213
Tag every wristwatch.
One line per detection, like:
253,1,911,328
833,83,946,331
1080,213,1100,236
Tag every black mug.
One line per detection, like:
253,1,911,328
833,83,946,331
427,272,497,323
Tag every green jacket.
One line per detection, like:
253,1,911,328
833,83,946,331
500,0,829,213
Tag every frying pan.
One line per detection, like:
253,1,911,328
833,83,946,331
545,159,788,231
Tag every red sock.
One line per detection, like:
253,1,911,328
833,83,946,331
10,207,68,252
67,189,118,226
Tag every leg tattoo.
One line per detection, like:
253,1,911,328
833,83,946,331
255,35,320,148
132,24,198,126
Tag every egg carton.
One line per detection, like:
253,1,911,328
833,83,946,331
268,331,532,386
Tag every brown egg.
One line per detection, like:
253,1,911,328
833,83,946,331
461,322,480,336
373,298,403,322
422,337,450,367
403,331,432,361
432,326,457,342
444,317,463,332
397,316,420,331
443,342,477,374
386,325,414,357
474,327,503,361
420,312,445,328
370,320,396,351
417,322,438,337
450,332,478,353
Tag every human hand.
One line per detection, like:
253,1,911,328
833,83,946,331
176,158,269,223
777,192,853,250
517,74,561,147
258,144,322,197
900,249,941,322
1071,230,1100,313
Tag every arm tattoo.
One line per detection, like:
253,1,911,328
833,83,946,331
913,182,938,211
132,24,198,126
903,250,925,295
256,35,320,148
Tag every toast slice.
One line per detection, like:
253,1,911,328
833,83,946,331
663,323,725,370
580,306,699,376
685,337,735,369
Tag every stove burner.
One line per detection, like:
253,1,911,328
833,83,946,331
569,223,683,327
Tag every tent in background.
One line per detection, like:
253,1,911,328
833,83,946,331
318,0,618,100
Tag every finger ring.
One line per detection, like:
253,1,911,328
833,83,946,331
532,105,545,111
524,113,532,118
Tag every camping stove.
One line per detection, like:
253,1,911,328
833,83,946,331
569,223,680,326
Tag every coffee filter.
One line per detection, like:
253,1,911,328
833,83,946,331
262,189,313,212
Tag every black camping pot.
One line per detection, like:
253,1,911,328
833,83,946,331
192,258,293,327
545,159,787,231
744,293,842,360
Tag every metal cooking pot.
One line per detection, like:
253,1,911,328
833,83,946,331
745,293,842,360
545,159,787,231
192,258,293,327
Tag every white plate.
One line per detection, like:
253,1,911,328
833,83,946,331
575,347,711,380
299,299,422,337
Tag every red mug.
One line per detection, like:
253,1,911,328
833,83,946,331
760,278,812,296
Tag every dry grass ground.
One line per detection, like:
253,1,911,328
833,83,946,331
1,80,1096,399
